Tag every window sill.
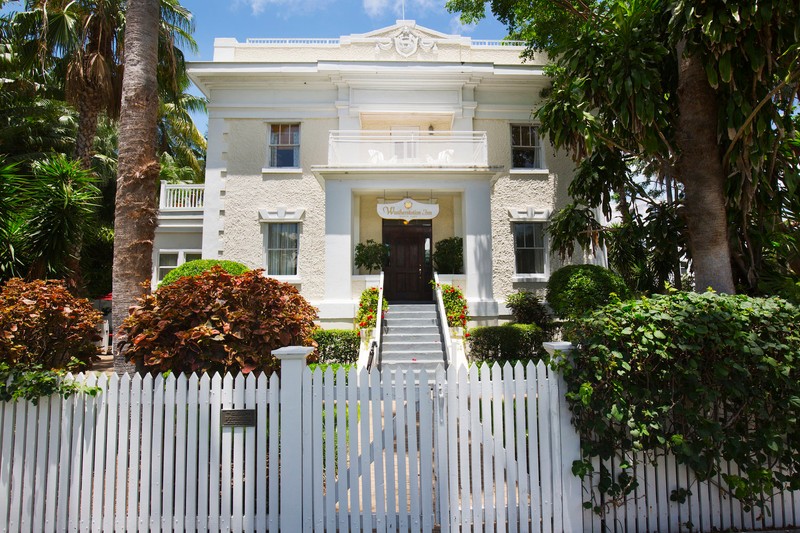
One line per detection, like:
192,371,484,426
513,274,548,283
509,168,550,176
261,167,303,175
262,273,301,284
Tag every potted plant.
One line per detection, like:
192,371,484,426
354,239,389,274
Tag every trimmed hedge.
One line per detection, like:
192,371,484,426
0,278,101,370
311,329,359,364
467,323,545,363
160,259,249,286
546,264,628,319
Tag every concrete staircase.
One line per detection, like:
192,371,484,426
379,303,447,375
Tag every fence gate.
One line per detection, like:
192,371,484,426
301,361,583,532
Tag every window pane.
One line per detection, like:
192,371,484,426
513,222,545,274
159,253,178,267
511,125,521,145
184,252,202,262
266,223,298,275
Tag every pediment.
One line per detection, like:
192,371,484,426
350,21,454,41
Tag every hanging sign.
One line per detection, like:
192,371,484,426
377,198,439,222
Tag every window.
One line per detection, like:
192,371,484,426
269,124,300,167
513,222,545,274
265,222,298,276
157,250,202,281
511,124,543,169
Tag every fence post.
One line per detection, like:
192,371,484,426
273,346,313,532
543,342,585,531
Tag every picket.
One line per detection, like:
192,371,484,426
0,358,798,532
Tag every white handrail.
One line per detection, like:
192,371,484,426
372,271,386,369
433,272,454,367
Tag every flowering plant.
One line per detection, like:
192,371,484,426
432,282,470,329
355,287,388,330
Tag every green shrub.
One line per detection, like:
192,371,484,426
559,291,800,510
546,264,628,318
355,287,388,329
505,290,553,332
311,329,359,364
467,323,545,363
433,236,463,274
354,240,389,274
121,268,318,375
0,278,101,370
160,259,249,286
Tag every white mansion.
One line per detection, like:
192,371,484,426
155,21,584,327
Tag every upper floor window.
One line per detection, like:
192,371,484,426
265,222,298,276
513,222,545,274
269,124,300,167
511,124,543,169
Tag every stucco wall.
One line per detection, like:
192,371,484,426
219,118,334,302
475,119,577,304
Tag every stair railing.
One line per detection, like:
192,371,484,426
367,271,386,372
433,272,453,367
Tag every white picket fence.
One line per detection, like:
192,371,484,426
0,351,798,532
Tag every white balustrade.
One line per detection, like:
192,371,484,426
327,130,489,168
159,182,205,210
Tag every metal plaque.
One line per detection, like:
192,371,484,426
221,409,257,427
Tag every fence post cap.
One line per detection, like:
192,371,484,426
273,346,314,360
542,341,575,357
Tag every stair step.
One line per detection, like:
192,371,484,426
383,329,441,345
386,317,437,326
381,351,444,362
387,311,437,319
388,304,436,312
382,341,442,352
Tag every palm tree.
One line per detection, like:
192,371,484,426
11,0,196,169
112,0,160,373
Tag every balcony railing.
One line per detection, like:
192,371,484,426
327,130,488,168
159,182,204,210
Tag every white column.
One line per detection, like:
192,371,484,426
322,181,354,318
202,116,226,259
463,181,497,317
273,346,313,532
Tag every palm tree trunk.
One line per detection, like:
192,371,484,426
75,89,101,169
112,0,160,374
675,42,735,294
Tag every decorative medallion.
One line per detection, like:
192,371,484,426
376,26,438,57
377,197,439,222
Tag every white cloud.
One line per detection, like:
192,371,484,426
363,0,441,20
235,0,331,16
363,0,390,18
449,15,476,35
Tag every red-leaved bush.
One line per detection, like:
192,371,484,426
0,278,101,370
120,268,318,375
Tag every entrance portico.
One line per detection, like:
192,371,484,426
314,171,498,320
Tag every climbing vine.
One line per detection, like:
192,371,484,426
553,291,800,514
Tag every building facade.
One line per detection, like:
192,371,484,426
156,21,583,327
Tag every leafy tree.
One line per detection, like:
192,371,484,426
10,0,197,168
449,0,800,294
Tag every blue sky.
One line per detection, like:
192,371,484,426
180,0,508,62
179,1,510,133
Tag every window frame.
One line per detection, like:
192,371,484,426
155,249,202,285
510,123,545,170
263,221,300,278
267,123,301,169
512,221,547,278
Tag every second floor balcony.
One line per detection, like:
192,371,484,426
327,130,488,168
159,181,205,211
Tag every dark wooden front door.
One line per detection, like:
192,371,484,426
383,221,433,301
